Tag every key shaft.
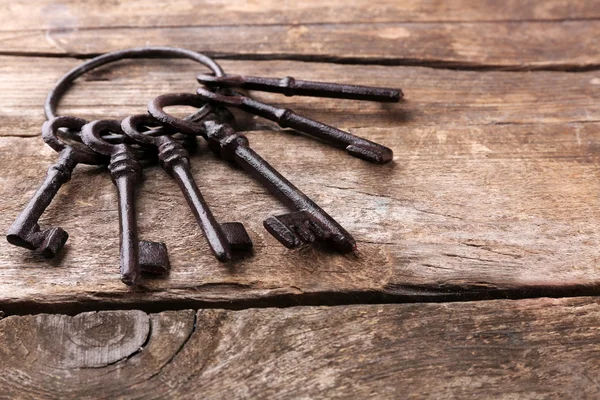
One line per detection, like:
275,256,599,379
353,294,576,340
6,117,102,257
197,74,402,102
160,139,237,261
110,147,144,285
6,148,76,257
195,89,393,164
82,119,170,285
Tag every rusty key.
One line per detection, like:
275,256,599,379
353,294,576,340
149,94,356,253
122,114,252,261
81,119,169,285
197,73,402,102
6,116,103,257
195,88,393,164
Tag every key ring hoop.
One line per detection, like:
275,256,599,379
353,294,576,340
45,46,224,120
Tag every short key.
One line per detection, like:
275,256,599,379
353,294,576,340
195,88,393,164
148,94,356,253
81,119,170,285
121,114,252,261
6,116,102,257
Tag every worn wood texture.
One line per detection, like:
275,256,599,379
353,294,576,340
1,56,599,311
1,57,599,135
1,1,599,68
4,0,599,30
1,297,599,399
1,1,599,398
1,21,597,69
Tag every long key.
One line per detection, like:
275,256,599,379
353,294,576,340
121,114,252,261
6,117,103,258
197,73,402,102
195,88,393,164
148,93,356,253
81,119,169,285
203,117,356,253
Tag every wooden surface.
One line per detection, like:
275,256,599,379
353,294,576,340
2,297,600,399
1,1,599,398
1,59,599,311
1,1,600,69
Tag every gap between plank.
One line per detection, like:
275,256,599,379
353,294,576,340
2,283,600,317
0,50,598,73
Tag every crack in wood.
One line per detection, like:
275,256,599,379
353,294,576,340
4,284,600,317
2,298,600,397
0,50,599,72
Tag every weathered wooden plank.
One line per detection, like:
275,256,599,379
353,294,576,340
2,21,599,69
1,57,599,309
1,298,599,398
0,57,598,138
2,0,597,32
0,309,196,398
1,117,598,310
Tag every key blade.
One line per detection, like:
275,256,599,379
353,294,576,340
220,222,253,251
139,240,170,275
346,143,393,164
263,215,302,249
197,74,402,102
39,227,69,259
263,211,331,249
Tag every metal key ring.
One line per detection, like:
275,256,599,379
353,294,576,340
121,114,167,147
42,116,105,165
80,119,127,156
119,113,200,157
45,46,225,121
148,93,212,136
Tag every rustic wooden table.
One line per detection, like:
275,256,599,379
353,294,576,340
1,1,599,398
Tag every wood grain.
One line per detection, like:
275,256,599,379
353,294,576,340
0,57,598,137
1,57,599,311
1,298,599,399
0,309,196,398
1,2,599,398
3,0,598,31
1,21,598,69
2,0,599,68
1,116,598,309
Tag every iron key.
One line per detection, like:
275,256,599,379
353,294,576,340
204,117,355,253
195,88,393,164
122,114,252,261
81,119,170,285
6,117,103,257
197,73,402,102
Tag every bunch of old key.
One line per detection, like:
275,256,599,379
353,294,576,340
7,47,401,286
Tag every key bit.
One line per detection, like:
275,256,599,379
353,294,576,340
195,88,393,164
197,73,402,102
6,116,104,258
264,211,324,249
138,240,170,274
122,114,252,261
81,119,170,285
